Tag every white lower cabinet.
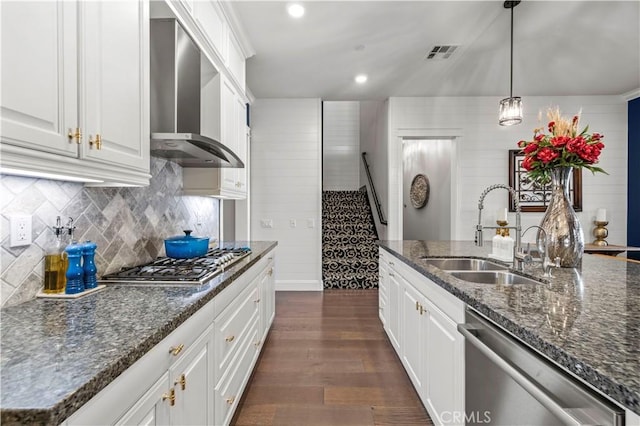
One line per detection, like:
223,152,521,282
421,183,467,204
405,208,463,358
65,251,276,426
380,248,465,426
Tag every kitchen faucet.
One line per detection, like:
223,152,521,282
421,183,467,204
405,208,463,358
475,184,522,254
515,226,560,277
475,183,522,271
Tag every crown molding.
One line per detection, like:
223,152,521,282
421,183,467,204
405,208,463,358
218,2,256,60
622,88,640,101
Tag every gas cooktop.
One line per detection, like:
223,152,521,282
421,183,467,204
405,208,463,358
99,247,252,285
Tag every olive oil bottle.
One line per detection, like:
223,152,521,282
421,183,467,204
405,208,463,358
43,217,68,294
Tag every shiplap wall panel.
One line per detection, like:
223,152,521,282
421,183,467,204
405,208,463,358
323,101,360,190
385,95,628,244
250,99,322,290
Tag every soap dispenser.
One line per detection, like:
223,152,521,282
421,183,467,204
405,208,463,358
43,217,68,294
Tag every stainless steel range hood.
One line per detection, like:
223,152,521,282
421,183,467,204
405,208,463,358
150,19,243,168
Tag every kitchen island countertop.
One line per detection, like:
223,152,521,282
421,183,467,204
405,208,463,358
0,241,277,425
378,240,640,417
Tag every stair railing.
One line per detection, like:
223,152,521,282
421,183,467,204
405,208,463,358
361,152,387,226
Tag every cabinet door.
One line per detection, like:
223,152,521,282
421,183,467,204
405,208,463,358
81,0,149,171
387,269,402,351
378,253,389,326
235,101,248,193
424,299,464,425
116,372,171,426
0,1,78,157
401,280,426,396
220,76,238,191
171,326,213,426
193,0,226,60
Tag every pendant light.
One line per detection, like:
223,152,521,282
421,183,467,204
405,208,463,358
499,0,522,126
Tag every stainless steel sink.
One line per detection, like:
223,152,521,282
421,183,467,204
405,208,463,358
422,258,508,271
450,271,541,285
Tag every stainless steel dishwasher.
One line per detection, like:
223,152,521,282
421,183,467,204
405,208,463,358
458,308,625,426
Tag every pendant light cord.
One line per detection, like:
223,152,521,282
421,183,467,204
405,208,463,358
509,5,514,98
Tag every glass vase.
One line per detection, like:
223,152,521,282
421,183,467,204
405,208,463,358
538,167,584,267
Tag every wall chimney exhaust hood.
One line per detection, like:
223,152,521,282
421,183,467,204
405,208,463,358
150,19,243,168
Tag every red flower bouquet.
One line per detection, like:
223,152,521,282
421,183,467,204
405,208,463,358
517,107,607,183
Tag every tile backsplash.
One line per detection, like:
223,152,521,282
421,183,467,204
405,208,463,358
1,158,220,307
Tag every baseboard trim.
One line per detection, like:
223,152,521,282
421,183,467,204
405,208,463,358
276,280,323,291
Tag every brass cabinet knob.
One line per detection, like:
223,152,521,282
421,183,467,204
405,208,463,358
89,134,103,150
225,335,235,342
175,373,186,390
226,396,235,405
254,298,261,303
169,344,184,356
268,268,273,276
162,388,175,406
68,127,82,144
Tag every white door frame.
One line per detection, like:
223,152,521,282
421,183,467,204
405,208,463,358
388,128,463,241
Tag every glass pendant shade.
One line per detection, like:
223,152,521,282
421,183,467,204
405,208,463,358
499,96,522,126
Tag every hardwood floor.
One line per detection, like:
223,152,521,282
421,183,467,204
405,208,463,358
232,290,433,426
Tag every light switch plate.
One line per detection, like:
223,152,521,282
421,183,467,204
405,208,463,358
10,215,32,247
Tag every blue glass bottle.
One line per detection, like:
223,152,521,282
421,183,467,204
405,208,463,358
82,241,98,290
65,243,84,294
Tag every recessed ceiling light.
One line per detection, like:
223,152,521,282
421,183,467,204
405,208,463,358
355,74,368,84
287,3,305,18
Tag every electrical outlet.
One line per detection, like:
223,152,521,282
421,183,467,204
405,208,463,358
10,215,32,247
261,219,273,228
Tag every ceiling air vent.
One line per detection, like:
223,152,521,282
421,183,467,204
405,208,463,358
425,45,459,60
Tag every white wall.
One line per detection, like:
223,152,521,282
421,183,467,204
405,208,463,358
360,100,389,240
323,101,360,190
250,99,322,291
385,96,628,245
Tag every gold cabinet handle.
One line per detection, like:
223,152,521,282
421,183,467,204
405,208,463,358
89,134,102,150
162,388,175,406
225,335,235,342
225,396,235,405
175,373,186,390
68,127,82,144
235,182,241,187
254,340,261,347
419,305,425,316
388,272,394,277
268,268,273,276
415,301,419,311
169,344,184,356
254,298,261,303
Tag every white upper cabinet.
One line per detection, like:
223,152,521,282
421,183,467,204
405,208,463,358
183,72,247,199
227,32,246,91
0,0,151,186
1,1,78,157
81,0,150,171
193,0,227,62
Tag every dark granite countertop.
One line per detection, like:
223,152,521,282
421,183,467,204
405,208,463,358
0,241,277,425
378,240,640,416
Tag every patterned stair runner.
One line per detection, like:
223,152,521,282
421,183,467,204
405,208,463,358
322,190,379,289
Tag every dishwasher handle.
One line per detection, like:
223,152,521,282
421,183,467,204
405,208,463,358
458,323,584,426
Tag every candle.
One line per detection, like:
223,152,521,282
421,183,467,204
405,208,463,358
596,208,607,222
497,208,507,222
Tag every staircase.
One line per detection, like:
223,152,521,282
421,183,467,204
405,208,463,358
322,189,379,289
